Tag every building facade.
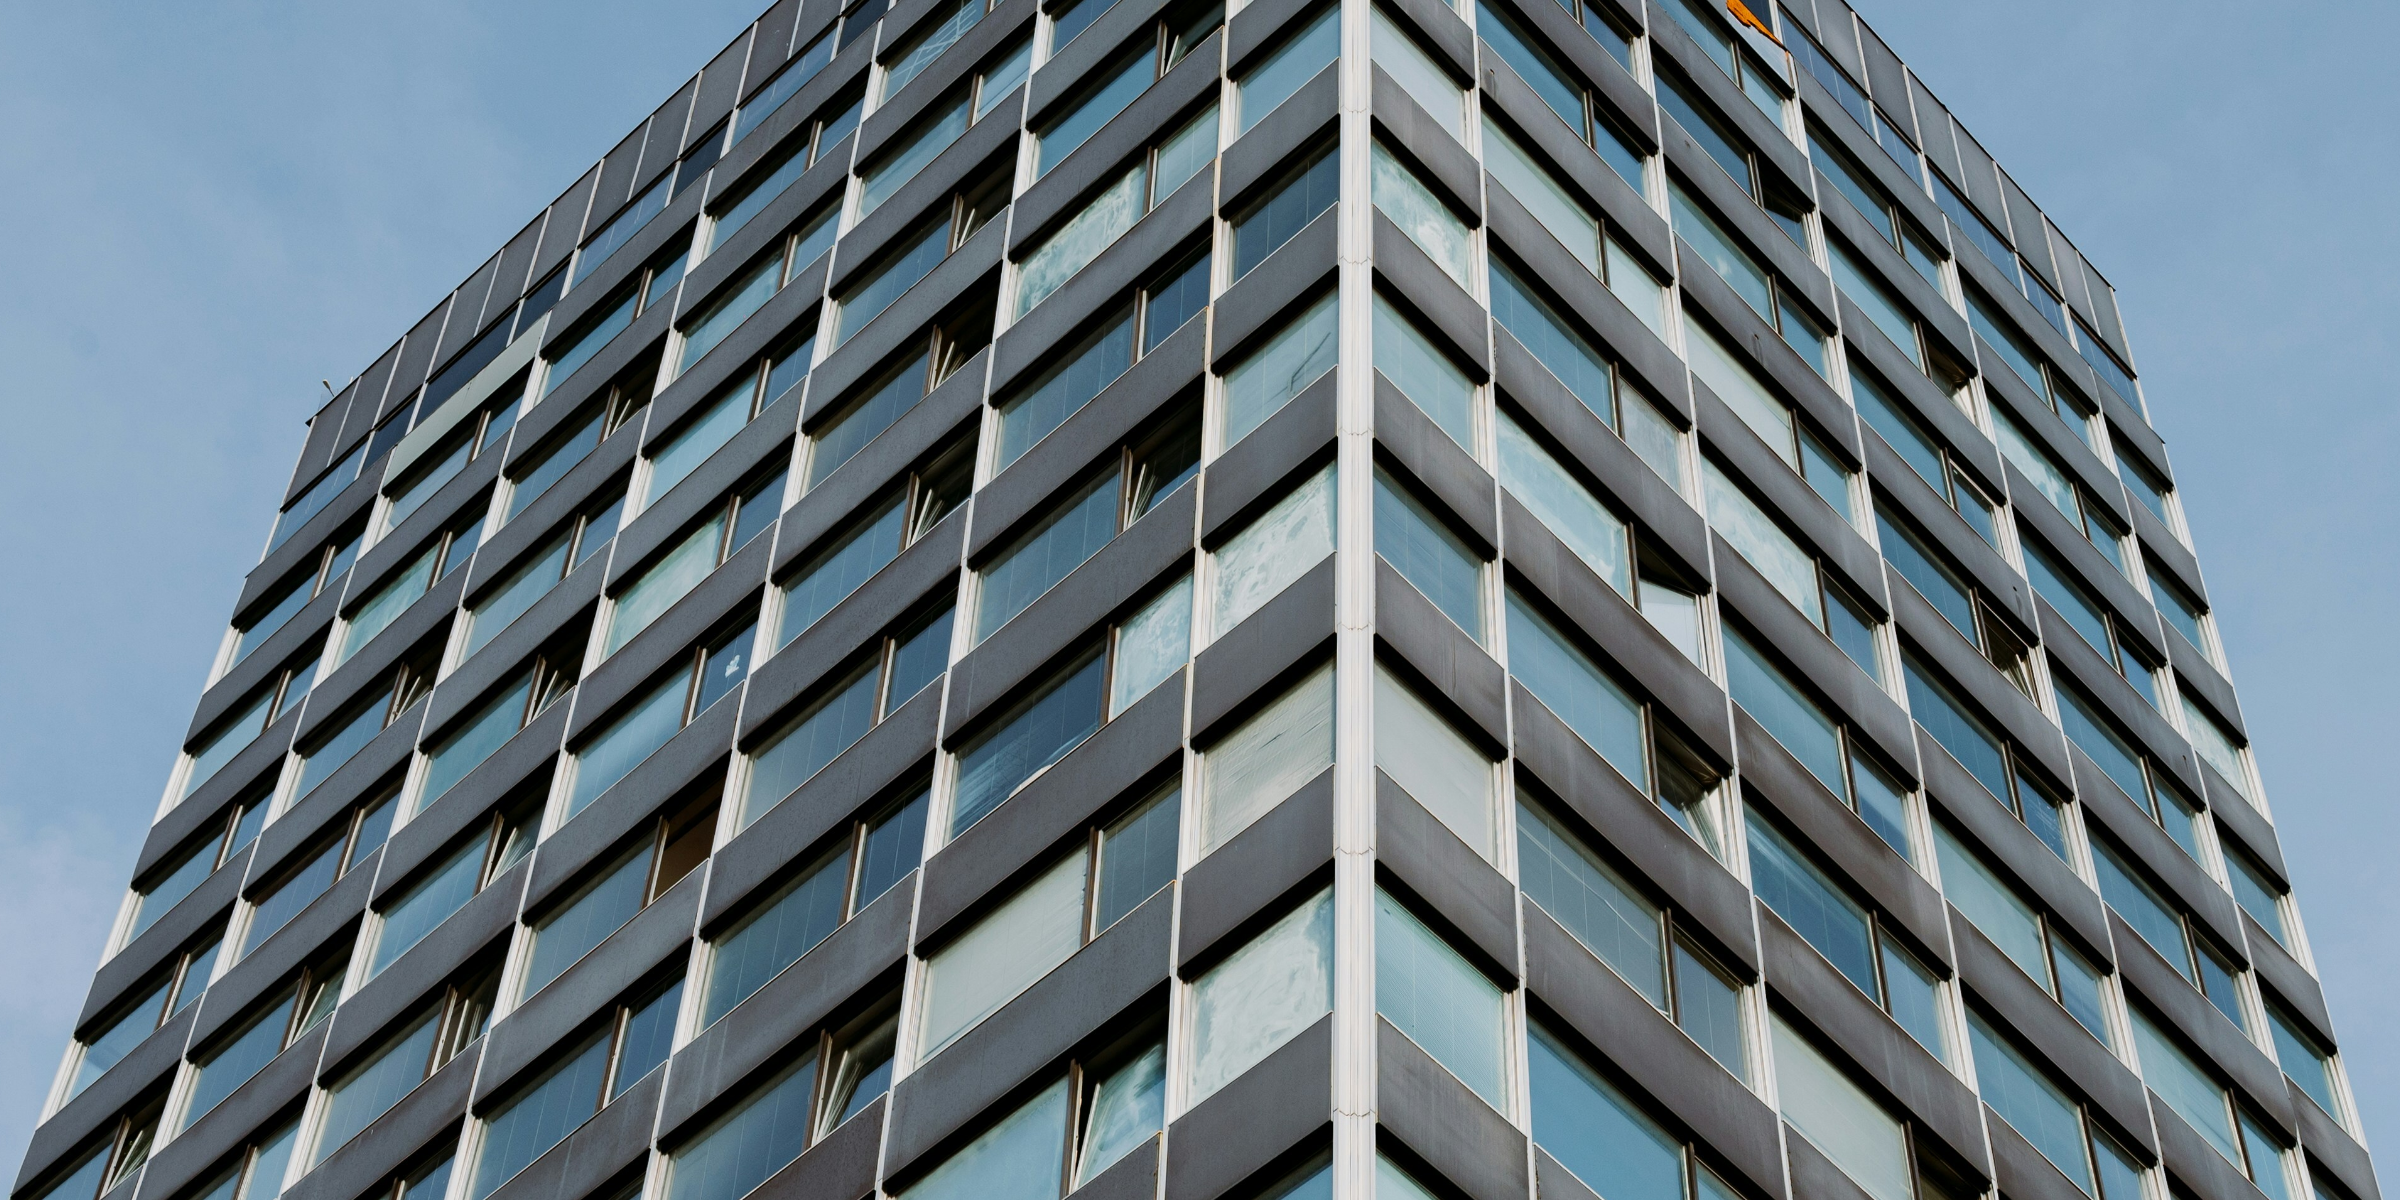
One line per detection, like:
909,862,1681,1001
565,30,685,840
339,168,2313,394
13,5,2377,1200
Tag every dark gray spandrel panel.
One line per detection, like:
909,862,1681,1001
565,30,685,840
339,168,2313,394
531,166,605,285
1510,685,1757,973
2043,600,2199,794
1478,62,1661,274
322,861,524,1072
871,0,1035,142
1863,435,2033,634
1693,389,1882,608
1708,540,1910,772
1854,25,1908,127
472,1067,663,1200
1374,560,1505,748
2208,787,2284,892
2291,1084,2380,1200
1999,173,2056,289
331,343,406,463
1782,1127,1876,1200
1646,10,1810,199
707,704,935,933
1676,242,1848,453
443,254,506,361
885,889,1171,1175
693,29,757,139
2045,219,2094,320
528,706,738,915
1375,1019,1528,1200
477,876,699,1103
1489,332,1710,577
581,547,768,733
592,122,656,226
19,1003,196,1189
1950,129,2006,227
373,704,567,905
1908,79,1961,184
944,496,1194,731
1371,70,1480,233
1913,729,2111,959
989,201,1209,419
388,299,457,407
492,213,551,314
1223,0,1327,77
781,376,978,560
2071,748,2246,961
754,0,804,69
740,1094,883,1200
641,80,700,188
79,861,244,1031
1188,558,1336,741
1371,213,1492,380
1885,577,2074,790
1800,76,1950,258
186,867,370,1051
1480,0,1642,149
1374,376,1496,549
2110,908,2293,1135
1949,912,2154,1156
2085,260,2130,359
1207,213,1339,373
833,107,1016,284
1523,904,1784,1197
1821,203,1971,366
1199,381,1337,548
746,522,962,741
1162,1016,1331,1200
1216,67,1338,213
1177,775,1335,971
118,1022,325,1200
1376,776,1517,981
2151,1094,2274,1200
290,378,362,503
819,219,1000,371
1376,0,1471,83
1756,910,1985,1163
1067,1136,1158,1200
286,1046,473,1200
1809,0,1864,81
1738,712,1945,958
656,882,907,1138
982,331,1202,542
917,673,1182,944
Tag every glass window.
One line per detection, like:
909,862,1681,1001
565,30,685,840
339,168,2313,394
72,982,171,1099
918,854,1086,1058
1075,1040,1165,1186
1018,169,1145,318
1210,465,1335,634
569,672,690,818
1901,651,2010,804
705,847,850,1026
1518,795,1662,1002
646,383,754,507
1038,55,1150,175
1143,246,1212,352
183,988,297,1129
1235,7,1337,132
2131,1007,2241,1165
2092,836,2189,971
1112,578,1193,716
2267,1001,2339,1118
1830,238,1920,367
1375,470,1483,638
884,0,981,101
465,534,571,659
419,677,532,812
1377,889,1506,1105
835,221,949,345
1222,292,1337,445
1490,259,1614,426
1674,940,1749,1076
1374,297,1474,453
740,664,881,828
1376,666,1495,856
1095,786,1180,929
1932,823,2048,983
316,1011,439,1163
2181,694,2251,802
1773,1018,1911,1200
1155,103,1220,200
998,314,1135,470
1371,143,1470,286
1190,889,1333,1102
607,514,727,655
1476,4,1582,144
1526,1023,1684,1200
370,834,488,977
2226,851,2286,943
241,838,344,959
542,287,638,398
1703,458,1818,623
860,100,969,220
1498,413,1628,593
1200,665,1333,852
468,1033,610,1200
821,1008,899,1135
1233,147,1339,278
780,500,907,645
1966,1013,2091,1190
338,547,435,665
666,1054,816,1200
1483,118,1598,273
522,846,653,998
1508,593,1645,790
1746,815,1877,996
1724,624,1845,798
899,1080,1070,1200
976,471,1120,639
1371,9,1463,135
951,651,1107,834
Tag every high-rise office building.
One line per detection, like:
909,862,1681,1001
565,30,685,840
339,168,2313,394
15,5,2376,1200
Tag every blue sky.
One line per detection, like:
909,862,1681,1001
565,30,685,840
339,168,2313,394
1,0,2391,1177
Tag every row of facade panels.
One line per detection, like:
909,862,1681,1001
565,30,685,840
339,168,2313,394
24,9,2370,1200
